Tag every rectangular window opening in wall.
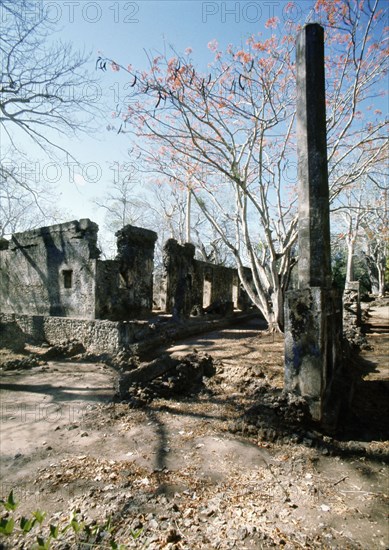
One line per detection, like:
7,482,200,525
63,270,73,289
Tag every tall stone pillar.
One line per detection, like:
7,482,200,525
296,24,331,290
161,239,198,319
284,24,343,426
115,225,158,317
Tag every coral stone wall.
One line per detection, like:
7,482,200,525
0,221,158,322
161,239,253,316
94,226,158,320
0,313,158,354
1,219,254,327
0,219,99,318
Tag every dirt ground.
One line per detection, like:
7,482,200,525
0,302,388,549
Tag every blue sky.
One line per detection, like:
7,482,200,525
60,1,308,59
20,0,314,237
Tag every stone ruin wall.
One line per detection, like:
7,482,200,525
160,238,253,317
0,220,255,353
159,240,201,316
342,281,364,347
0,313,158,355
0,219,361,362
0,220,255,326
0,219,99,318
95,225,157,320
0,219,157,322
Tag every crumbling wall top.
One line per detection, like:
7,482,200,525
115,225,157,249
163,239,195,262
9,219,100,259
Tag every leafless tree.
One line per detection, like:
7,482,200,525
100,0,388,330
0,0,101,234
332,177,387,294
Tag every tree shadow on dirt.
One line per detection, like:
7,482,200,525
121,361,389,470
0,381,112,403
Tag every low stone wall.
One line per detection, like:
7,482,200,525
0,313,156,355
0,311,263,358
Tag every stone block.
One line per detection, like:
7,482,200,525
284,287,343,424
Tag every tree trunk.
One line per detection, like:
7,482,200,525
265,310,284,333
185,187,191,243
378,260,386,297
271,287,284,332
345,238,355,284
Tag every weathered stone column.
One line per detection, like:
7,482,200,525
296,24,331,289
343,281,364,347
284,24,343,425
161,239,198,318
115,225,158,317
